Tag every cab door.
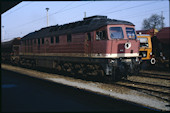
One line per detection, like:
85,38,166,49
91,30,108,57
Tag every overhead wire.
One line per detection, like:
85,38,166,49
52,2,91,15
61,1,95,24
7,1,156,31
132,11,169,23
6,2,74,31
3,2,92,41
96,1,129,15
3,1,168,41
7,2,92,31
57,2,74,12
2,2,32,17
126,10,169,30
104,1,157,15
118,7,168,19
70,1,128,19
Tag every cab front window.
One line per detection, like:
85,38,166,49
137,38,149,47
109,27,124,39
126,28,136,39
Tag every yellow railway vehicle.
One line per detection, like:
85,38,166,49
137,34,156,65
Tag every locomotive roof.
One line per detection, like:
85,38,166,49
22,15,134,40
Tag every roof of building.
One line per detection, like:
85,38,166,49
21,15,134,40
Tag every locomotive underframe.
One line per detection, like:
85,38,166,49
19,55,140,79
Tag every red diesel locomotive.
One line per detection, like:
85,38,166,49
7,16,141,80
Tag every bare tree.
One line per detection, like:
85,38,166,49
142,14,165,30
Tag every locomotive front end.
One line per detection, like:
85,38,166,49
104,24,141,79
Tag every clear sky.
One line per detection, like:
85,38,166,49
1,0,169,42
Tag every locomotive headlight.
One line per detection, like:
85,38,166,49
125,42,131,49
150,52,152,55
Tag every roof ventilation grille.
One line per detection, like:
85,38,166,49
83,15,107,21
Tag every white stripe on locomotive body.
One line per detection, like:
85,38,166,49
91,53,139,58
19,53,139,58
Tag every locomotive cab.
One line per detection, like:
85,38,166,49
91,24,140,78
108,25,140,76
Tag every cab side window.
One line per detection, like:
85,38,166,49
87,33,91,41
56,36,59,43
34,39,36,45
67,34,72,42
96,30,107,40
51,37,54,44
42,38,44,44
38,38,40,45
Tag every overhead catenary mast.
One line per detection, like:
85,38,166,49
46,8,49,27
161,11,164,29
84,12,86,18
2,26,4,42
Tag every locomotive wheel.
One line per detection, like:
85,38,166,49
110,67,124,82
63,63,71,72
97,70,105,76
112,67,117,81
133,65,140,75
72,63,80,75
70,63,77,75
31,62,36,69
61,63,67,72
57,65,62,71
55,62,64,73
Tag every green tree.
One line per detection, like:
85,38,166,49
142,14,165,30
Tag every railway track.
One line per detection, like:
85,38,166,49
115,71,170,103
137,74,170,80
19,64,170,104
